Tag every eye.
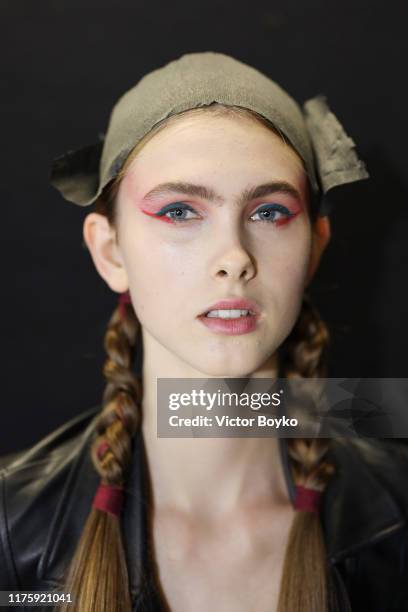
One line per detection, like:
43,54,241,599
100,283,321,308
250,203,294,224
151,201,295,224
155,202,200,223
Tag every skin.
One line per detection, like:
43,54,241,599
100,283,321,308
83,113,330,610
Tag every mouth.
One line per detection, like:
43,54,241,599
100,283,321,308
198,298,261,318
200,309,257,318
197,299,261,335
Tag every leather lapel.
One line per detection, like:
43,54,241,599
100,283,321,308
38,415,100,583
121,430,150,600
323,438,407,562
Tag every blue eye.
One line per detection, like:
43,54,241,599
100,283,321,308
154,201,294,224
250,204,293,223
155,202,199,222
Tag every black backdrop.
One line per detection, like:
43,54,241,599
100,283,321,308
1,0,407,454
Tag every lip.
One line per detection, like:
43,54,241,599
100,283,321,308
198,298,261,317
196,297,261,336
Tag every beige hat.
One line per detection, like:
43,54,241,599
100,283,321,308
50,51,369,216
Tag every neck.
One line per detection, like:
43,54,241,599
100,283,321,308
140,331,290,519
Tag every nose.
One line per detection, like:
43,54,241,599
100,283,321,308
210,238,256,282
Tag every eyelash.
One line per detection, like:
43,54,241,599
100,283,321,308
153,202,295,224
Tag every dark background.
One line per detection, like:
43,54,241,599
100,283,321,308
1,0,407,454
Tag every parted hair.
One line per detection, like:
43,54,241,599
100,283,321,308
59,104,336,612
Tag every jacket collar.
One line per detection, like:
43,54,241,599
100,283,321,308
40,422,407,593
322,438,407,562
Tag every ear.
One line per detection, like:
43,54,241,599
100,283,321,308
82,212,129,293
305,215,331,286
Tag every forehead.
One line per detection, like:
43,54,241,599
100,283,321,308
120,112,308,196
134,112,302,159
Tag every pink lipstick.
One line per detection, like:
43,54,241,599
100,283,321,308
197,298,261,336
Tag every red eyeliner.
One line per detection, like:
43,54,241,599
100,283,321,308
274,209,301,226
140,202,302,226
140,209,175,224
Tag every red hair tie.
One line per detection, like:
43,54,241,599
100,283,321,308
118,291,132,320
92,483,124,517
294,485,322,513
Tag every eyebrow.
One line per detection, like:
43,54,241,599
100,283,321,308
142,181,303,207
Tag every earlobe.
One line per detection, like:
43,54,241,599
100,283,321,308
305,215,331,286
82,213,129,293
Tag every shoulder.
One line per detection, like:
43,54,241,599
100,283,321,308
326,438,408,611
329,437,408,521
0,406,100,590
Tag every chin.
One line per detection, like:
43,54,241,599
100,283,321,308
192,353,268,379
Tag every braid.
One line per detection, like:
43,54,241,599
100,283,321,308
60,299,142,612
279,292,329,379
91,301,141,484
277,293,337,612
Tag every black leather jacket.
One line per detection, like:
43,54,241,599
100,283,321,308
1,406,408,611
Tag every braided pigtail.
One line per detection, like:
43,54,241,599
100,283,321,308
60,293,142,612
277,293,337,612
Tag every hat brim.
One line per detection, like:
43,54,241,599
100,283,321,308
50,140,103,206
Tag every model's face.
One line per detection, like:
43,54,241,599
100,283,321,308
114,114,313,377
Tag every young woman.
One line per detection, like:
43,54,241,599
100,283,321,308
1,52,408,612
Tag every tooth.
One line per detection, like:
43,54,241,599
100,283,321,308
221,309,240,319
206,309,250,318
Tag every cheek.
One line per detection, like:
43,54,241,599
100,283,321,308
258,229,312,311
120,229,197,323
